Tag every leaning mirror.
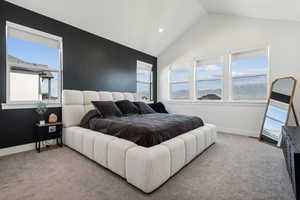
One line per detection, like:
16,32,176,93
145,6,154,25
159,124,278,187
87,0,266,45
260,77,298,147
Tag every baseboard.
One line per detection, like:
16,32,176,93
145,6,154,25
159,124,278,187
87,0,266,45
0,143,35,157
0,139,56,157
217,127,259,138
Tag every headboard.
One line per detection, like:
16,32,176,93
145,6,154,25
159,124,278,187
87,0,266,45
62,90,137,128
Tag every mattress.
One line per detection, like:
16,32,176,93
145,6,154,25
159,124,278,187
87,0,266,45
85,113,204,147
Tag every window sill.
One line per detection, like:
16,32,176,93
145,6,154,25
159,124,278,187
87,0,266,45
164,100,267,107
1,103,62,110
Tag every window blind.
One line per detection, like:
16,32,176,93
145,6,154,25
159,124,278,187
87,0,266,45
196,57,223,67
231,48,267,61
7,26,60,49
137,61,152,71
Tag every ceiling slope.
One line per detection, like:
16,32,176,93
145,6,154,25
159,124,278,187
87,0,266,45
6,0,206,56
200,0,300,22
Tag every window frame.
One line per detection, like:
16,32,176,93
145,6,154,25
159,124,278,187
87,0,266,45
136,60,153,101
4,21,63,109
169,67,191,100
167,46,270,104
194,57,224,102
229,47,270,103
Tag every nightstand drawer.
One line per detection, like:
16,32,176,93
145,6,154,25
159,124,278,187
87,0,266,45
37,125,62,134
35,123,63,152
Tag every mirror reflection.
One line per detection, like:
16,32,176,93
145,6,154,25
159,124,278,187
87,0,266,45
262,101,289,142
260,77,296,146
272,78,295,97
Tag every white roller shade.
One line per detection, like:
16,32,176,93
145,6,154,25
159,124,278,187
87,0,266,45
170,63,192,71
196,57,223,67
137,60,152,71
231,48,267,61
7,22,61,49
169,57,194,70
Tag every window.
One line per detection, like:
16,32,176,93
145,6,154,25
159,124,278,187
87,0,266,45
6,22,62,105
230,48,269,101
195,58,223,101
137,61,152,101
167,47,269,103
169,66,189,99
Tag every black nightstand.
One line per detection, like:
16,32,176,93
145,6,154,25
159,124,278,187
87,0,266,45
35,122,63,152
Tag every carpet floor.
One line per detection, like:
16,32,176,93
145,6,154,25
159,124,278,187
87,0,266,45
0,133,295,200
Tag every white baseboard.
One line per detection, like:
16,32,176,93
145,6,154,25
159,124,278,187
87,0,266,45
217,127,259,138
0,143,35,157
0,139,56,157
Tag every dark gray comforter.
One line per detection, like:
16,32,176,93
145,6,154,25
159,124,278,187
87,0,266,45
87,113,204,147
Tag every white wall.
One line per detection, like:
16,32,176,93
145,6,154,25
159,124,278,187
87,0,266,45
158,14,300,137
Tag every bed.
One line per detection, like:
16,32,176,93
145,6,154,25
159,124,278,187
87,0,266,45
62,90,217,193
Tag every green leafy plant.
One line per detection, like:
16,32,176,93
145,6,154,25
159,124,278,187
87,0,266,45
36,101,48,116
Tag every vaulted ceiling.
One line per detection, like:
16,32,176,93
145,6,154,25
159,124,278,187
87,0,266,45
6,0,300,57
5,0,206,57
200,0,300,22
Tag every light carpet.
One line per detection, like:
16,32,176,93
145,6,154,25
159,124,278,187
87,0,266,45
0,133,295,200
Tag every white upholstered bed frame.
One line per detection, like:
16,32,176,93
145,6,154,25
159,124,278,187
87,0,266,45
62,90,217,193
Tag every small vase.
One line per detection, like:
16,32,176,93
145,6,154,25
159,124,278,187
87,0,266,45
38,114,46,125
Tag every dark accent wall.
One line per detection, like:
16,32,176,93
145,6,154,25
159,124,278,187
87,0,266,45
0,1,157,149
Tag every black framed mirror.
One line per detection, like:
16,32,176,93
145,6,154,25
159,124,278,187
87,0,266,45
259,77,298,147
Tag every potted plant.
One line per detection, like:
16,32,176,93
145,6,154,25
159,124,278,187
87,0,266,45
36,101,48,125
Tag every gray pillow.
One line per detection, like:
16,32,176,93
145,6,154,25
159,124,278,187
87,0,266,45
134,102,156,114
148,102,168,113
92,101,122,117
79,109,101,128
115,100,139,115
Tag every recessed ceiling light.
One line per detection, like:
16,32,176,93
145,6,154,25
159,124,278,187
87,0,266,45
159,28,164,33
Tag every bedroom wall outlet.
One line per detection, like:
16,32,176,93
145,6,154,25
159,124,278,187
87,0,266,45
49,126,56,133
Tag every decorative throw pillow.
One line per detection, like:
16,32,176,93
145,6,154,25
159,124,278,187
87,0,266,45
115,100,140,115
148,102,168,113
92,101,123,117
79,109,101,128
134,102,156,114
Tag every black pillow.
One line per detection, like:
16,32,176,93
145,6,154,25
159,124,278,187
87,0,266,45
79,109,101,128
148,102,168,113
134,102,156,114
92,101,122,117
115,100,139,115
